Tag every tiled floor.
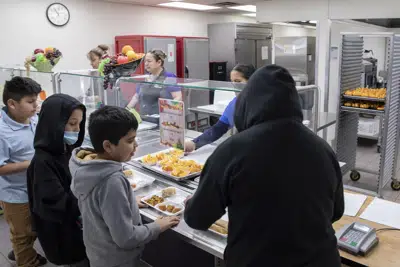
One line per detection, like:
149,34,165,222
0,140,397,267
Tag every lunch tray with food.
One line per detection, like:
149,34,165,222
134,149,204,181
141,187,186,215
122,166,155,192
208,213,228,238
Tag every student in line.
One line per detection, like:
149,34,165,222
70,106,180,267
0,77,47,266
185,64,255,151
27,94,88,267
184,65,344,267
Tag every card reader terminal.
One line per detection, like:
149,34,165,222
336,222,379,256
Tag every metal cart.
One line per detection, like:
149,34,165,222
335,33,400,196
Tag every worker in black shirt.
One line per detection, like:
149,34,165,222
184,65,344,267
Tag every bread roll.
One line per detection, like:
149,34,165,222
210,224,228,235
215,219,228,230
161,187,176,198
123,170,134,177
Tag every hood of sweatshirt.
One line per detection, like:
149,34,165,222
234,65,303,132
70,148,123,200
35,94,86,155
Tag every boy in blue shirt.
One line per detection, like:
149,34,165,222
0,77,47,266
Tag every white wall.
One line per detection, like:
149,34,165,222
257,0,400,21
272,23,316,38
0,0,255,70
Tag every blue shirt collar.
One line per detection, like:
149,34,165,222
1,107,33,131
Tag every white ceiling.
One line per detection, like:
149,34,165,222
95,0,259,13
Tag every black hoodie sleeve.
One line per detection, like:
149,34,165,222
331,157,344,223
184,147,230,230
30,159,80,223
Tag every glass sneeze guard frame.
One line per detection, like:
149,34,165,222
0,66,59,96
115,76,320,133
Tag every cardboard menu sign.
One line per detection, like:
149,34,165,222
159,98,185,150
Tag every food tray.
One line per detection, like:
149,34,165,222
341,106,384,115
208,213,228,238
141,187,187,210
134,149,202,181
342,95,385,102
155,201,185,216
123,166,155,192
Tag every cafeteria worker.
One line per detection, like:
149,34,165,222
185,64,255,152
126,49,182,119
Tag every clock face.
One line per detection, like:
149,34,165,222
46,3,70,27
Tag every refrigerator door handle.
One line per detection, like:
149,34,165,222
185,65,189,78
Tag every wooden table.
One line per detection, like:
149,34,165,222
334,192,400,267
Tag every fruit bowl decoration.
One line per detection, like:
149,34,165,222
99,45,145,89
25,47,62,72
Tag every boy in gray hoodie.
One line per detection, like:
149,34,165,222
70,106,180,267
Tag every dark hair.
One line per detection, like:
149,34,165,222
147,49,167,66
89,106,138,153
3,77,42,106
232,64,256,80
87,44,109,60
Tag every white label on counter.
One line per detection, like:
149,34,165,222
168,44,175,62
261,46,269,60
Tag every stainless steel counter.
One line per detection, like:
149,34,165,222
131,171,226,259
125,143,227,259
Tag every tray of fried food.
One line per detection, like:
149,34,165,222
140,152,168,166
161,159,203,179
137,149,183,167
122,166,155,191
167,148,185,158
344,88,386,99
209,219,228,238
156,201,184,216
141,187,186,208
76,148,97,161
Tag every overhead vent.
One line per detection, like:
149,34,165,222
214,2,239,7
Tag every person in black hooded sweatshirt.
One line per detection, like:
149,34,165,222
184,65,344,267
27,94,88,267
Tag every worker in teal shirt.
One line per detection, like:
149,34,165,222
185,64,255,151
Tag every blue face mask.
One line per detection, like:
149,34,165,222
64,131,79,145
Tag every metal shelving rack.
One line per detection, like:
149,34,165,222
335,33,400,196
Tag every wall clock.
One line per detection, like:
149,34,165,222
46,3,70,27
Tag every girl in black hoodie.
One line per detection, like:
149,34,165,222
27,94,88,266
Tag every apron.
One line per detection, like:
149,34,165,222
139,69,171,116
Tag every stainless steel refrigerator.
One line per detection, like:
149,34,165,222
274,36,316,85
208,23,273,79
180,38,211,130
144,37,177,74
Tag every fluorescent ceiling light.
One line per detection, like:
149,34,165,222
228,5,256,12
243,13,256,17
309,20,317,24
158,2,221,11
